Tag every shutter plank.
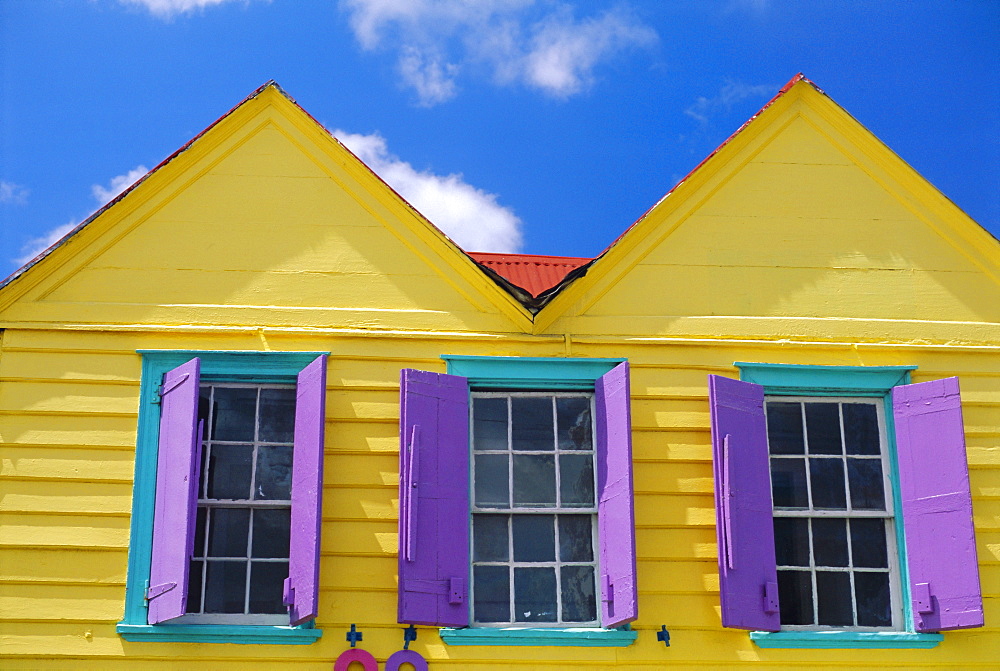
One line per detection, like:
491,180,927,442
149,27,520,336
708,375,779,631
398,369,470,627
893,377,983,631
595,361,638,627
148,358,201,624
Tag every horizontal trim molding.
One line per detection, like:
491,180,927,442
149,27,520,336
750,630,943,649
116,623,323,645
442,355,624,389
440,627,638,647
736,362,915,395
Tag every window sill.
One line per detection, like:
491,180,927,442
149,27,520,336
116,623,323,645
440,627,637,647
750,631,943,649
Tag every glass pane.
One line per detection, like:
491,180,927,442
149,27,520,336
474,454,509,508
255,445,293,500
557,397,592,451
512,397,555,451
809,458,847,509
559,515,594,562
207,444,253,500
249,561,288,614
512,515,555,561
192,507,207,558
251,508,291,559
848,458,886,510
816,571,853,626
561,565,597,622
773,517,809,567
559,454,595,507
855,571,892,627
473,565,509,622
805,403,842,455
204,560,247,613
207,508,250,557
513,454,556,507
812,518,849,567
186,559,204,613
766,402,805,455
770,458,808,508
777,570,813,625
258,388,295,443
843,403,880,455
211,387,257,441
474,397,508,451
850,519,889,568
473,515,509,562
514,567,557,622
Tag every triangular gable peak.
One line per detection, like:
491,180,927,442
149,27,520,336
0,83,535,333
533,75,1000,343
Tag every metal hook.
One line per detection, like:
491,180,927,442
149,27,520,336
346,623,363,648
403,624,417,650
657,625,670,647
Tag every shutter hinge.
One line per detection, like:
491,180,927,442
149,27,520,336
602,574,613,602
448,577,464,605
146,582,177,600
914,582,934,613
764,581,779,613
283,577,295,607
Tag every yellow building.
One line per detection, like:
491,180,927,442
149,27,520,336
1,75,997,669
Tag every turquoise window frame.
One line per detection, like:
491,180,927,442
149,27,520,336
117,350,328,645
735,362,942,650
439,355,637,648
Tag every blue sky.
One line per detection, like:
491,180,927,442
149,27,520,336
1,1,997,280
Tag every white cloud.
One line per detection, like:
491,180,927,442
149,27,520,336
16,221,78,265
0,181,30,205
335,129,523,253
117,0,245,18
685,81,775,124
339,1,657,105
92,166,149,204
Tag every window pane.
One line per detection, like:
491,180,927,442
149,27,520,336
773,517,809,567
258,388,295,443
561,565,597,622
255,445,293,500
249,561,289,614
514,567,557,622
474,454,509,508
847,458,886,510
557,397,592,451
812,518,849,567
204,561,247,613
850,519,889,568
512,515,555,561
512,397,554,451
513,454,556,507
474,397,508,451
777,570,813,625
192,507,207,558
251,508,290,559
854,571,892,627
473,515,509,562
186,559,204,613
816,571,853,626
805,403,842,455
559,454,595,507
766,402,805,455
207,444,253,500
770,458,808,508
809,458,847,509
473,565,510,622
559,515,594,562
207,508,250,557
843,403,880,455
211,387,257,441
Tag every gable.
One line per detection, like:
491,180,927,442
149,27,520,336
0,85,533,334
537,80,1000,344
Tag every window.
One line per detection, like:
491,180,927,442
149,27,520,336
117,351,327,645
708,363,983,649
397,356,638,647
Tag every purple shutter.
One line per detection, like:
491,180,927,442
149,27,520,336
286,355,327,626
708,375,780,631
398,369,470,627
595,362,638,627
148,358,202,624
893,377,983,631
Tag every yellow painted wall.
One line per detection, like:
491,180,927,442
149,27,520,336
1,81,998,668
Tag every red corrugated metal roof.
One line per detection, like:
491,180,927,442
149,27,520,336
468,252,592,297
